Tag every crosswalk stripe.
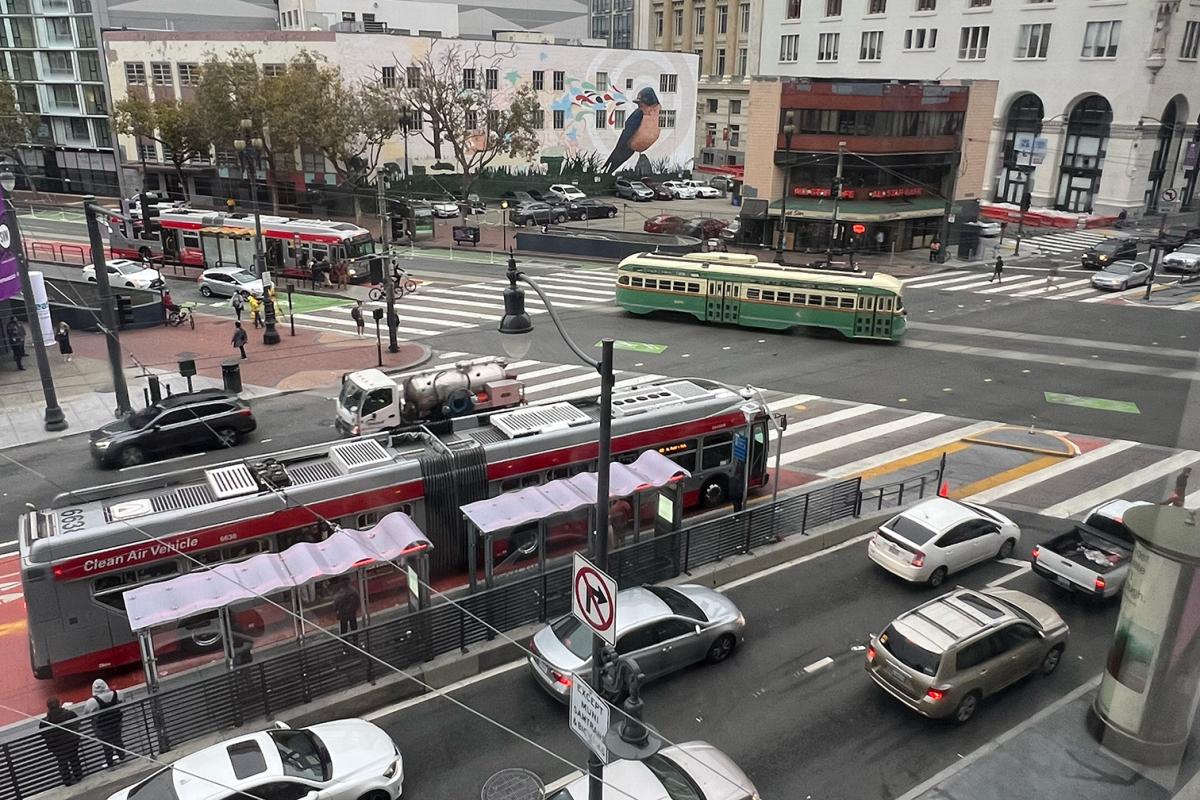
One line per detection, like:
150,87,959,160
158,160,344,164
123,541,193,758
532,276,614,295
779,412,943,466
767,394,819,412
1053,285,1101,299
539,289,612,303
965,440,1139,505
1011,278,1092,296
1185,489,1200,508
975,277,1046,294
403,289,508,310
524,370,605,394
379,300,516,320
561,270,618,285
1079,291,1122,303
1039,450,1200,518
824,421,998,478
901,272,977,288
779,404,883,438
517,364,583,380
293,312,438,336
939,276,1010,291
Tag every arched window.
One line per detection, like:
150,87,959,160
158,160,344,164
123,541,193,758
1055,96,1112,213
1145,99,1179,212
995,94,1044,205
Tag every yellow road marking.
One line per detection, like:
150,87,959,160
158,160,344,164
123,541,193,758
948,454,1065,500
857,441,974,482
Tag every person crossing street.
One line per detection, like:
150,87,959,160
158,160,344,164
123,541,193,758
231,321,248,359
989,255,1004,283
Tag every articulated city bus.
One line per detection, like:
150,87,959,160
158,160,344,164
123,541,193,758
18,379,770,678
615,252,906,341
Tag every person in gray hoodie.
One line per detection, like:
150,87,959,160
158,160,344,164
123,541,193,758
79,679,125,767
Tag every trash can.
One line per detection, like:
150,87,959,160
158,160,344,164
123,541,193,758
221,358,243,394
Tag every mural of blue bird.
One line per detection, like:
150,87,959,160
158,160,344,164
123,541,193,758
603,86,661,174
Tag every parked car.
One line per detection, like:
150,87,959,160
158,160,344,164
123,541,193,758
708,176,733,192
643,181,675,201
866,497,1021,587
1081,237,1138,269
682,217,730,239
501,190,539,204
430,198,460,218
82,258,165,290
865,587,1069,724
547,183,587,202
464,194,487,214
566,198,619,220
546,742,757,800
1030,499,1151,598
510,201,569,226
660,180,698,199
1158,225,1200,253
614,178,654,201
682,179,722,198
643,214,688,234
198,266,264,298
105,719,403,800
1161,242,1200,274
1090,259,1152,291
720,218,742,243
89,388,257,468
527,584,745,703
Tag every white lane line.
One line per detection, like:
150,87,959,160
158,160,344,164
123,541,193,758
987,563,1032,587
413,288,528,309
436,351,467,359
823,421,998,478
779,412,943,466
1079,291,1122,303
363,660,527,718
964,440,1139,504
767,394,819,412
517,364,583,381
1185,489,1200,508
779,404,883,439
119,451,208,471
1040,450,1200,518
720,533,873,591
803,656,834,674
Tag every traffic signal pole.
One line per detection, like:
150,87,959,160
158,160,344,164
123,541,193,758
84,197,133,417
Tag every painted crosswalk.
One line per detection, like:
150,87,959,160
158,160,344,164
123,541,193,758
902,268,1200,308
451,350,1199,522
1020,230,1110,255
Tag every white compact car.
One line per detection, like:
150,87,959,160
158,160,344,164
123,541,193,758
547,183,587,201
660,180,698,199
867,497,1021,587
430,199,460,218
82,258,164,290
107,720,402,800
198,266,264,298
683,180,722,199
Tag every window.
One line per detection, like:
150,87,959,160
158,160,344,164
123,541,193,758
695,7,705,34
1081,21,1120,58
818,32,840,61
614,109,626,127
967,0,989,6
51,85,77,109
381,65,396,88
533,70,544,90
717,4,728,32
740,3,750,32
485,68,498,90
868,0,886,12
262,63,284,78
596,71,609,90
736,47,748,75
617,624,661,654
915,0,935,9
824,0,840,16
659,73,678,92
406,66,420,87
125,62,145,85
487,109,501,129
707,98,719,112
860,30,883,60
674,6,683,34
532,109,545,128
904,27,937,49
956,636,1000,671
661,109,676,128
553,70,565,90
729,124,740,146
716,48,726,73
730,99,741,114
998,624,1040,650
786,0,802,18
1016,23,1051,59
465,110,478,128
595,109,607,129
553,109,565,129
462,68,476,89
958,26,989,59
780,34,800,61
655,10,663,36
178,62,200,86
1182,21,1200,60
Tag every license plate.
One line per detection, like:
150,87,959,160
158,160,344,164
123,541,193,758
886,665,909,684
1053,575,1072,589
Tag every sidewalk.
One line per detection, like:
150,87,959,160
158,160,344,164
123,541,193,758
0,313,430,448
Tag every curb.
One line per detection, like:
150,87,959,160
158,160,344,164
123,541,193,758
44,510,891,800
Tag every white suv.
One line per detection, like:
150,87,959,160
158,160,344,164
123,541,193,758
547,183,586,201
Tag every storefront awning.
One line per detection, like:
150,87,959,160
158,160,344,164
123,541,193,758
123,513,432,631
461,450,690,536
767,196,946,222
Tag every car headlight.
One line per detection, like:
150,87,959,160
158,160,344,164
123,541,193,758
383,758,401,779
93,439,111,449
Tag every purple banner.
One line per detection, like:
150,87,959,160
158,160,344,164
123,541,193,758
0,183,19,302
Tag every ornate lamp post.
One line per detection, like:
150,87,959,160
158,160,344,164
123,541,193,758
233,119,280,346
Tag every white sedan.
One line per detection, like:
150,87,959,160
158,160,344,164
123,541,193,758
683,180,722,199
82,258,164,290
1162,243,1200,274
867,497,1021,587
547,741,757,800
660,181,698,199
430,199,460,218
107,720,402,800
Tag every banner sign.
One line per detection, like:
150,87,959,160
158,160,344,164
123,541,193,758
0,184,20,302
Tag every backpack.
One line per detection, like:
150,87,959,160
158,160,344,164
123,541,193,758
351,305,363,322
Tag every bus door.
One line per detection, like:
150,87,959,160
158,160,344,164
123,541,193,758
873,296,895,338
749,419,768,486
853,294,877,337
705,280,740,324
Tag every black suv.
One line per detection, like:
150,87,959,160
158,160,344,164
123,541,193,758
1081,237,1138,269
510,202,569,226
566,199,619,220
90,389,257,468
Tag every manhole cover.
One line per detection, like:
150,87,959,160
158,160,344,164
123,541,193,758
481,768,545,800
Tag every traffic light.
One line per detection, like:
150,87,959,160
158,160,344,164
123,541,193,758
390,214,407,241
116,295,134,326
140,191,161,234
368,255,385,284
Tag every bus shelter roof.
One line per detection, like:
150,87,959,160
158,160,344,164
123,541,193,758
123,513,431,632
461,450,690,536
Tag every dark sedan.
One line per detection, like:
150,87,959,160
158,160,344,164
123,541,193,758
510,202,569,226
643,181,675,201
89,389,256,468
1081,237,1138,269
567,199,619,220
683,217,730,239
644,214,688,234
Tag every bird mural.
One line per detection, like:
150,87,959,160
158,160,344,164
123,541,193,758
602,86,661,174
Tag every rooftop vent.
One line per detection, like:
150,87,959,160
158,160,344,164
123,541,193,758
205,464,260,500
329,438,392,475
490,402,592,438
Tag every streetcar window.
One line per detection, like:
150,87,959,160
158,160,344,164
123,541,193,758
776,291,791,303
840,297,854,309
879,297,893,312
687,282,700,293
808,294,824,306
745,288,760,300
631,277,644,287
672,280,687,292
618,275,630,286
761,290,775,302
701,432,733,470
824,296,839,308
643,279,658,289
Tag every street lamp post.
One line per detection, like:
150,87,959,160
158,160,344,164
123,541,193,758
775,111,796,263
234,119,280,346
498,253,614,800
1,171,66,431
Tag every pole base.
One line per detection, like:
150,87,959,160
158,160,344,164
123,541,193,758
44,406,68,432
263,324,281,345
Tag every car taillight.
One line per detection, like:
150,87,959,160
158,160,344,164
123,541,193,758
911,552,925,568
1032,546,1040,559
1095,577,1106,592
925,688,945,702
551,670,572,688
238,408,252,417
350,424,360,435
867,645,876,662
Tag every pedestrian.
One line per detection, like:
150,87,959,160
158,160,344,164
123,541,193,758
332,576,360,646
231,291,245,321
232,321,248,359
337,260,349,290
79,678,125,768
1171,467,1191,507
989,255,1004,283
351,300,365,335
1046,262,1060,291
54,321,72,363
929,238,941,263
39,698,82,786
875,229,886,252
6,318,25,370
247,293,262,329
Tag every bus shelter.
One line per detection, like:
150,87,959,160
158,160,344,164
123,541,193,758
123,512,431,689
461,450,690,590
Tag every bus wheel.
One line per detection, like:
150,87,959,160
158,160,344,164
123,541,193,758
701,476,728,507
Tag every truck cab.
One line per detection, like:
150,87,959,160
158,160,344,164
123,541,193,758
336,369,400,436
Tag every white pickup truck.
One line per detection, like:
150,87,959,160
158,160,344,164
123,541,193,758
1030,499,1150,598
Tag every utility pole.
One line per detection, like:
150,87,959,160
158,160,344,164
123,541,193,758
84,197,133,417
826,141,846,268
378,178,399,353
1013,145,1036,257
1145,210,1169,302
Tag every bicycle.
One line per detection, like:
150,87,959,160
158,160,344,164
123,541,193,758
368,271,418,302
166,302,196,329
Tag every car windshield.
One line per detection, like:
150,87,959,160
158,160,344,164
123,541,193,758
115,262,144,275
551,614,593,659
645,585,707,622
129,407,159,428
632,182,648,189
884,514,936,545
880,623,940,676
1094,241,1123,253
1107,263,1135,275
344,236,377,260
269,729,330,782
1176,245,1200,255
129,768,179,800
643,754,704,800
338,379,366,413
229,270,257,284
1084,513,1135,542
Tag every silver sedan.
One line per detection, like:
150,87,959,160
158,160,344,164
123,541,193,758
1090,259,1151,291
528,584,746,703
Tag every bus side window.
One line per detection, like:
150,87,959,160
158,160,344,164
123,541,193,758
499,478,520,493
357,511,381,528
520,473,541,488
658,440,697,471
701,432,733,470
182,232,201,250
615,451,639,465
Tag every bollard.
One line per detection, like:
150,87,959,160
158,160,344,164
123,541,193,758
221,359,243,394
147,374,162,404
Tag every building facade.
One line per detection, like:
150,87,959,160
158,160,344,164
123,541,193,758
758,0,1200,217
642,0,763,179
280,0,587,41
102,30,699,200
589,0,638,48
